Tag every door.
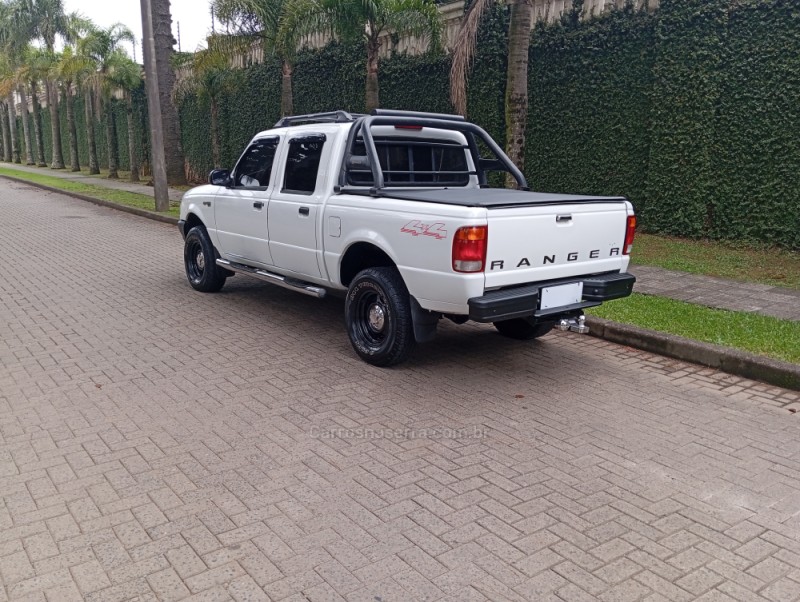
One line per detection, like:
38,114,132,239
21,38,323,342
214,136,280,266
267,133,328,278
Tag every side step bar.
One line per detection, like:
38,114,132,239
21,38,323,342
216,259,326,298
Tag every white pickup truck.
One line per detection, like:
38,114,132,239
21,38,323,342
179,110,636,366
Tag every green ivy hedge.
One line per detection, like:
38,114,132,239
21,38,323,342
8,0,798,249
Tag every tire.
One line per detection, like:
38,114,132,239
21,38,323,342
345,267,415,367
183,226,227,292
493,318,554,340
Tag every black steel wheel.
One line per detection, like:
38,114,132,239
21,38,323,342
345,267,415,367
183,226,227,292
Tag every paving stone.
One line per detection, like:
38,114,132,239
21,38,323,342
0,182,799,602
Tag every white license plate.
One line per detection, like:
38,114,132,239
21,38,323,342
540,282,584,310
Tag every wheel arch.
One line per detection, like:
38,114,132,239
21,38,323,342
339,241,397,287
184,212,206,234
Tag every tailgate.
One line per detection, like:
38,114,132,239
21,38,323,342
484,202,630,290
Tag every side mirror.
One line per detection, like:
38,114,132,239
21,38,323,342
209,169,231,186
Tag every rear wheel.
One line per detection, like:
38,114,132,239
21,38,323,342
345,267,415,367
184,226,227,292
493,318,554,340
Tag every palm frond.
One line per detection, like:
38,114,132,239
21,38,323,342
450,0,493,116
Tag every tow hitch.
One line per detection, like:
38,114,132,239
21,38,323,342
558,314,589,334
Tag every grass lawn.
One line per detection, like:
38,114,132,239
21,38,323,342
0,166,180,218
633,233,800,290
588,293,800,364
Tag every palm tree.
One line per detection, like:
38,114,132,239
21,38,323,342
0,100,11,162
0,2,34,164
280,0,441,111
106,55,143,182
13,0,90,168
174,39,240,168
55,46,92,172
450,0,532,187
149,0,187,185
0,56,19,163
20,46,52,167
79,23,135,179
212,0,299,116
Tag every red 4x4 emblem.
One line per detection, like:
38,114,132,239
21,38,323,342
401,221,448,240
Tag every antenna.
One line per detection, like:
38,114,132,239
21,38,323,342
177,21,181,52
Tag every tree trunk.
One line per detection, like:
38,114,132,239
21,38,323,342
85,89,100,174
281,59,293,117
105,98,119,179
17,86,34,165
47,80,65,169
151,0,186,185
65,84,80,172
0,102,11,162
7,92,20,163
30,81,47,167
365,36,381,112
503,0,532,189
126,95,139,181
210,97,221,168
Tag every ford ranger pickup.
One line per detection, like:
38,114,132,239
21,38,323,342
178,109,636,366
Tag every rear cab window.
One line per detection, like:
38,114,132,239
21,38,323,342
347,127,474,187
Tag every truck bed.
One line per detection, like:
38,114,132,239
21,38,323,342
353,188,628,209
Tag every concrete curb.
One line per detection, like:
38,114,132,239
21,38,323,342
586,316,800,391
4,172,798,390
0,174,179,226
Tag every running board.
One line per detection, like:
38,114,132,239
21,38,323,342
216,259,326,298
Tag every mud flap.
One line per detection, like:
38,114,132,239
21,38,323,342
410,296,440,343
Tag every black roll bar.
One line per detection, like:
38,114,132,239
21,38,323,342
338,115,528,192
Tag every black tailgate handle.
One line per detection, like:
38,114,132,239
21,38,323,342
556,214,572,223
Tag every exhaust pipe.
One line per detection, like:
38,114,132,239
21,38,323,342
558,314,589,334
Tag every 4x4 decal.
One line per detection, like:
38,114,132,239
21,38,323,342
401,221,448,240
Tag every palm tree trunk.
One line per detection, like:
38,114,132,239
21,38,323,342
30,81,47,167
0,102,11,162
504,0,532,189
281,59,293,117
17,86,34,165
210,97,220,168
47,81,65,169
7,92,20,163
152,0,187,185
365,36,381,112
84,89,100,174
126,95,139,182
105,98,119,179
65,85,80,172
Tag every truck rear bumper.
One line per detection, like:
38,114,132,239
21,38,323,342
468,272,635,323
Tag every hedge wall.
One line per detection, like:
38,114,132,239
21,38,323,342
6,1,797,248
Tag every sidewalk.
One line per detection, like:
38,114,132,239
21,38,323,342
629,264,799,321
3,163,798,322
3,162,185,203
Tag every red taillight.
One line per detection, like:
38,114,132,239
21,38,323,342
624,215,637,255
452,226,488,272
395,125,423,130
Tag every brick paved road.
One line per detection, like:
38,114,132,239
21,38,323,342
2,180,800,602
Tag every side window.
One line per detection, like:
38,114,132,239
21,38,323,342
282,135,325,195
234,138,279,188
